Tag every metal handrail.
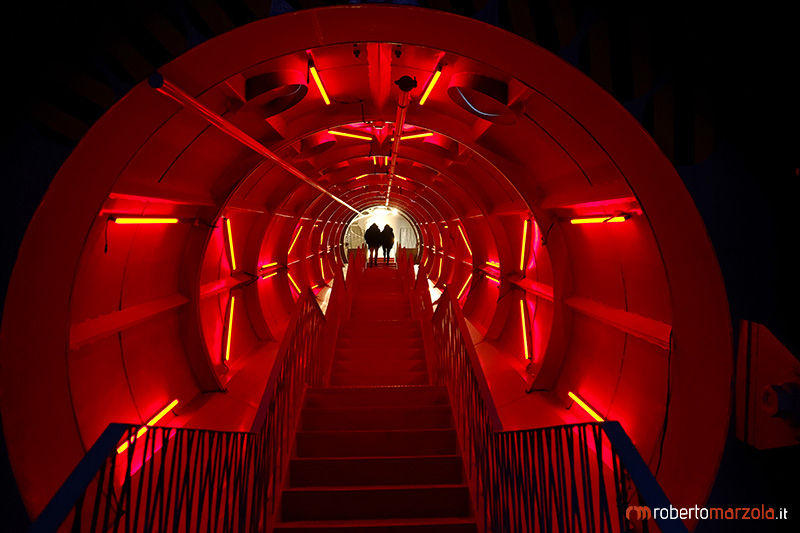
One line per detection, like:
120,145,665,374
421,277,688,533
29,278,348,532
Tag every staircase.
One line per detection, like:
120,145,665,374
275,266,478,532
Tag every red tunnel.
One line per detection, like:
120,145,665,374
1,3,780,530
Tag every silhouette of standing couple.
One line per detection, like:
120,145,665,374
364,223,394,266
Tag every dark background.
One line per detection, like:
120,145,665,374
1,1,797,531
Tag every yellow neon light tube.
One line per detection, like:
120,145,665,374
568,392,604,422
309,66,330,105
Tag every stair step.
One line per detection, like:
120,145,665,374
295,429,459,457
281,485,472,521
304,387,449,408
289,455,464,487
300,406,452,431
350,312,413,321
334,359,426,373
336,336,423,349
330,371,428,386
273,517,477,532
339,320,420,332
334,348,425,361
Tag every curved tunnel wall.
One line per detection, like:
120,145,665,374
0,5,730,522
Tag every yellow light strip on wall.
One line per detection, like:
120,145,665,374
570,216,628,224
112,217,179,224
458,273,473,299
328,129,372,141
458,226,472,256
226,218,237,271
288,226,303,254
419,69,442,106
520,299,530,360
519,220,528,272
225,296,235,361
116,399,180,454
287,272,301,294
309,66,330,105
568,392,604,422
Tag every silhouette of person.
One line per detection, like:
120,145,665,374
364,223,382,266
380,224,395,264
